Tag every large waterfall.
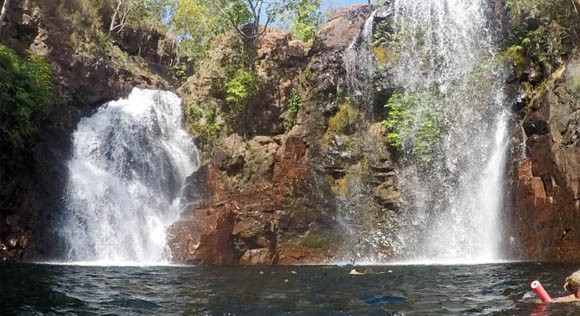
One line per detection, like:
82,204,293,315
349,0,510,263
391,0,509,263
61,88,199,264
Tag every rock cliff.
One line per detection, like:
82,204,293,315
171,2,580,264
512,56,580,261
169,5,402,264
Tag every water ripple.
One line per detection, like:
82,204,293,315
2,262,580,315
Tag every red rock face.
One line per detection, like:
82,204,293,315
512,59,580,262
168,133,340,265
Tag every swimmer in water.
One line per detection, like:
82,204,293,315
349,269,365,275
553,270,580,302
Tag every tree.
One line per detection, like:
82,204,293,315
279,0,323,42
171,0,225,63
109,0,140,34
108,0,170,34
169,0,325,65
210,0,274,51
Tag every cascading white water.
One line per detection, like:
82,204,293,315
61,88,199,264
0,0,9,32
387,0,510,263
344,9,378,113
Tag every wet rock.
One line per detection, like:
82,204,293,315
239,248,275,265
373,177,401,208
168,199,236,265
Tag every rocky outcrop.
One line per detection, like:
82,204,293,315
179,27,307,145
169,132,340,265
0,0,171,105
169,4,401,264
512,57,580,261
0,0,173,261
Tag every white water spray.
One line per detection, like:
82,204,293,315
342,1,511,263
344,8,380,116
61,88,199,264
387,0,510,262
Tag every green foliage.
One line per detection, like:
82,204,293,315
212,0,253,27
107,0,170,33
372,18,397,48
170,0,268,65
498,45,526,67
383,92,443,165
506,0,579,25
505,0,580,71
283,89,302,131
371,18,404,67
184,99,226,160
0,44,53,148
279,0,324,42
502,0,580,112
169,0,323,65
171,0,231,65
225,69,258,112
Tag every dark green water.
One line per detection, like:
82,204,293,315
1,262,580,315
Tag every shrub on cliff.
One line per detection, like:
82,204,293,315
505,0,580,73
0,44,53,150
502,0,580,111
226,69,258,112
283,89,302,131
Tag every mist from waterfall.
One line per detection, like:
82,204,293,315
61,88,199,264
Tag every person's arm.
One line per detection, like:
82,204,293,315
552,295,577,302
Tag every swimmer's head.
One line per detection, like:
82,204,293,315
563,270,580,294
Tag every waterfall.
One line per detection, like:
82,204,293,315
61,88,199,264
344,8,377,114
0,0,8,32
388,0,510,263
342,1,510,263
